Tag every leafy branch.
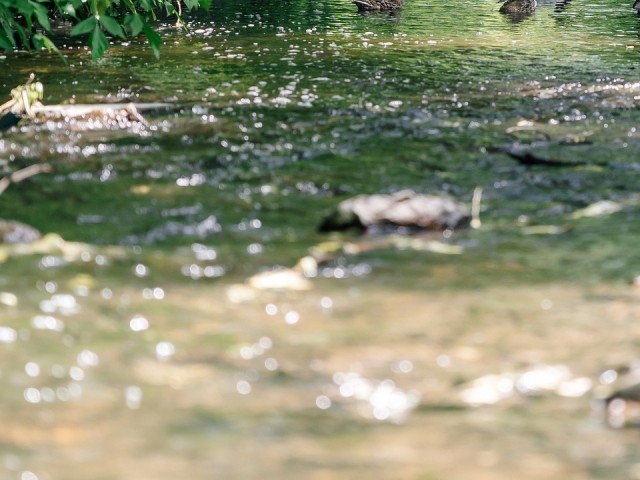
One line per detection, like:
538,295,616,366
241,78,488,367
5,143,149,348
0,0,211,60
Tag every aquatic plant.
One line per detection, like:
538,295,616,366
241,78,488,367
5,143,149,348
0,0,210,59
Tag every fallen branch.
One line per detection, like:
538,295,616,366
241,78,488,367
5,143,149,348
29,102,171,119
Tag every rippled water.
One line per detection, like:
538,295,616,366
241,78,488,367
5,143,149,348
1,0,640,478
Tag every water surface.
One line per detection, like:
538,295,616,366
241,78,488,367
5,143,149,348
1,0,640,478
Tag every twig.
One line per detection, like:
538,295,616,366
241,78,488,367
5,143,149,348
0,163,52,196
471,186,482,229
0,178,10,195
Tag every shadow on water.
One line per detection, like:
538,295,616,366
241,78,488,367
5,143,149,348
1,0,640,478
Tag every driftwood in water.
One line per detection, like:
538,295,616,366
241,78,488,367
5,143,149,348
1,103,174,131
30,102,173,118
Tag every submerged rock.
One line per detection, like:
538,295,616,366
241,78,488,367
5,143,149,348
0,220,41,244
319,190,470,233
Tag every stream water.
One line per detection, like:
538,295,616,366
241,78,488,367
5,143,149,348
1,0,640,478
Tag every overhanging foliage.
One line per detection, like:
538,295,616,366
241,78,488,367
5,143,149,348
0,0,210,59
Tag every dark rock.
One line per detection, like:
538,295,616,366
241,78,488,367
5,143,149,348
0,112,21,131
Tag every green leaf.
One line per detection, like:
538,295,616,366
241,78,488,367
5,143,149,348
34,32,68,64
0,22,16,48
53,0,82,10
34,32,56,53
16,2,34,30
142,22,162,59
50,0,75,17
60,3,77,18
32,32,43,49
14,23,28,46
43,37,57,53
99,15,125,39
16,1,34,18
70,16,96,36
120,0,135,9
0,32,13,50
124,13,144,36
30,2,51,31
90,25,108,59
198,0,212,10
95,0,110,15
183,0,198,9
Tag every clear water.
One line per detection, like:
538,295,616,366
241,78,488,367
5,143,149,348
1,0,640,478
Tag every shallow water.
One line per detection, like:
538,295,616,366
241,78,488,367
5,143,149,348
1,0,640,478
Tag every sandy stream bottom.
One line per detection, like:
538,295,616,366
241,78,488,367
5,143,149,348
1,279,639,480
